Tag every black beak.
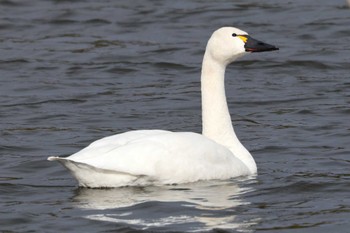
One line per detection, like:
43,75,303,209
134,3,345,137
244,36,279,53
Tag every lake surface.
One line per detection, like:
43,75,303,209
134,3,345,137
1,0,349,232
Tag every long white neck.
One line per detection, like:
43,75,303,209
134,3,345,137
201,51,257,173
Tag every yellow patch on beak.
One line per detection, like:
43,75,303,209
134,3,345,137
238,35,248,43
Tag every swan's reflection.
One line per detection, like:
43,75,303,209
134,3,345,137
74,180,247,210
73,178,257,232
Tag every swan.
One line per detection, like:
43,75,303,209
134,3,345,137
48,27,278,188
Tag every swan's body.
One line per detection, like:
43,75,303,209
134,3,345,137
48,27,278,188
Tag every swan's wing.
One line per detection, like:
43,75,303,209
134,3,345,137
56,130,250,184
62,130,167,161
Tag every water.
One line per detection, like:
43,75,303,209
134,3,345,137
1,0,349,232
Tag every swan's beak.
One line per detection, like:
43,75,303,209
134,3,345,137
241,35,279,53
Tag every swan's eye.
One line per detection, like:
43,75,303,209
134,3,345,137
232,33,237,37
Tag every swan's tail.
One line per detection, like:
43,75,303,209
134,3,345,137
47,156,61,161
47,156,140,188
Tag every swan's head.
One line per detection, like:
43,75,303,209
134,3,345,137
205,27,278,65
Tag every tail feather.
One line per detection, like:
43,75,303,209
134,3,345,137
47,156,60,161
47,156,143,188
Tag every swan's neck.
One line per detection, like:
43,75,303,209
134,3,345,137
201,52,256,173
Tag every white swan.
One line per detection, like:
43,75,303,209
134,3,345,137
48,27,278,188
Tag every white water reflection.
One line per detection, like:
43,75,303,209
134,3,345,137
74,180,247,210
73,179,258,232
84,214,255,232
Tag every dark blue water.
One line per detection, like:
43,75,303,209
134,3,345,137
1,0,349,232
